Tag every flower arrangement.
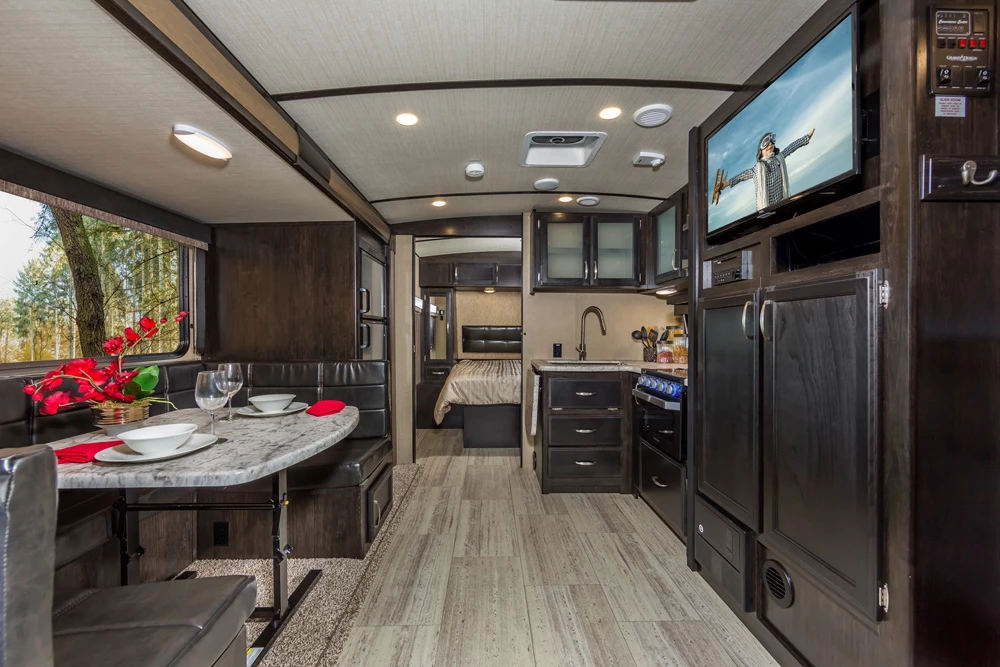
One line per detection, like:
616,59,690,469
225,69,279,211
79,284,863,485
23,311,189,415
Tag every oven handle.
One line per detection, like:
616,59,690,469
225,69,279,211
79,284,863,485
651,476,669,488
631,388,681,411
656,429,675,435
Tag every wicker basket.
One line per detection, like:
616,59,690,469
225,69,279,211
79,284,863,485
92,402,150,435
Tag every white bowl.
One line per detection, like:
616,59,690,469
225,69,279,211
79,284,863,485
118,423,198,455
249,394,296,413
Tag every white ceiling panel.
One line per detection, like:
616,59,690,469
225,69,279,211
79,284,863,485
0,0,351,224
376,193,657,224
284,86,729,203
415,237,521,256
185,0,826,93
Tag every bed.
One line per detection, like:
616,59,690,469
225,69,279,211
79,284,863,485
433,326,522,448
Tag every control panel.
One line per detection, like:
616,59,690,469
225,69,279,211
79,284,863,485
929,6,993,96
702,249,753,289
636,374,685,400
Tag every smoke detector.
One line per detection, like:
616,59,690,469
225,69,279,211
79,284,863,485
634,151,666,168
576,196,601,207
466,161,485,178
534,177,560,191
633,104,674,128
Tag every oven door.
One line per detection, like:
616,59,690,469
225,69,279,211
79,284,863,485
636,394,684,461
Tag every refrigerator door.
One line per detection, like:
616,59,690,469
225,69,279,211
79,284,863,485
360,250,386,319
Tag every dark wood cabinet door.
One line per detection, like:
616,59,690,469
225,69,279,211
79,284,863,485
697,291,761,531
653,204,681,284
455,262,495,285
761,271,881,620
420,262,453,287
496,264,522,287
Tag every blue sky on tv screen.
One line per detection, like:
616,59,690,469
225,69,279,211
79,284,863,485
707,16,855,233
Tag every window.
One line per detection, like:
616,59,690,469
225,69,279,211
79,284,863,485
0,189,188,366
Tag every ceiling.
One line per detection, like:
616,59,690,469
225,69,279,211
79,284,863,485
415,237,522,257
0,0,351,225
1,0,828,228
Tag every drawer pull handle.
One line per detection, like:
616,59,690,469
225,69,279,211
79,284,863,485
651,476,669,488
373,499,381,527
656,429,675,435
575,460,597,466
575,391,596,397
430,371,445,375
575,428,597,434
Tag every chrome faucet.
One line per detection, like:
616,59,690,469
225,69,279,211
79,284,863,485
577,306,607,360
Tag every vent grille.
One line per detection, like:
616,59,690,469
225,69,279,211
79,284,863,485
633,104,674,128
762,560,794,609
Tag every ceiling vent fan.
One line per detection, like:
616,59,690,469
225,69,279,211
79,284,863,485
634,104,674,128
521,132,607,167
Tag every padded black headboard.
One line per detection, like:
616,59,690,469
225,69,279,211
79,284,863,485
462,326,522,353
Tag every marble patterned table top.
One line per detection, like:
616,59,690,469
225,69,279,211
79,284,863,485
48,407,359,490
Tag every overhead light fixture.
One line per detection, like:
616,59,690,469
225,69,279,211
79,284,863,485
534,177,560,191
558,196,574,203
172,124,231,161
395,113,419,126
431,200,447,207
656,287,679,296
599,106,622,120
576,195,601,207
484,287,496,294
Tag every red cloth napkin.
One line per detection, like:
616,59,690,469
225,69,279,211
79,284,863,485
55,440,122,465
306,400,346,417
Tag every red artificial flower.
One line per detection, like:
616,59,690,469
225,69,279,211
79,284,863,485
83,390,107,403
66,358,98,374
40,391,71,416
159,317,168,324
124,327,141,346
23,385,36,396
103,359,121,375
143,327,159,339
32,391,43,403
38,377,62,392
104,384,125,401
139,316,157,331
103,336,125,355
174,311,189,322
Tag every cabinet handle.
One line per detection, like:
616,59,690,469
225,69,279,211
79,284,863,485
454,265,458,282
656,429,675,435
671,247,679,271
741,300,754,340
575,391,596,397
359,287,371,314
575,460,597,466
575,428,597,434
360,323,371,350
430,371,445,376
373,499,381,527
759,299,774,341
651,476,668,488
584,262,589,281
594,259,599,279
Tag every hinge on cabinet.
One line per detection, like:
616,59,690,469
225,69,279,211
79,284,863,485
878,584,889,613
878,280,891,308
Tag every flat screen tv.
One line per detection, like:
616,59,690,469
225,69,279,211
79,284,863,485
706,11,858,238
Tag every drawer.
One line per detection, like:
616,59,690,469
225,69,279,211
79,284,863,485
548,378,622,409
638,409,682,461
638,441,685,538
694,496,748,571
547,447,621,478
548,415,622,447
423,365,451,382
366,466,393,543
695,533,753,612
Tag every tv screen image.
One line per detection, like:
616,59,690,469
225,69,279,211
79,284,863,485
707,14,856,236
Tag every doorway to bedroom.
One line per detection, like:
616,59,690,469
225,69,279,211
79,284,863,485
412,236,523,463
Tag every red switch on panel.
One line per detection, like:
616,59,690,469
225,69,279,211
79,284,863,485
959,38,968,48
979,39,988,49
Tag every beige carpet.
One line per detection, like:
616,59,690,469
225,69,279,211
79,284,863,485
186,463,421,667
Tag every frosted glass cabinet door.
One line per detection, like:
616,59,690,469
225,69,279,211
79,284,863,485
594,219,639,284
545,221,586,281
656,206,678,281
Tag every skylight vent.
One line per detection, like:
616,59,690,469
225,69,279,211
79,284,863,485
520,132,607,167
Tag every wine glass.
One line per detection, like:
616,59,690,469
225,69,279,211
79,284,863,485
194,371,229,435
217,363,244,421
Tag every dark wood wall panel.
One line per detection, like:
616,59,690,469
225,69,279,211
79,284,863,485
207,222,358,361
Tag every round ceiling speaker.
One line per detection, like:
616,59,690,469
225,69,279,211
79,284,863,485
466,161,485,178
633,104,674,128
534,177,560,191
576,196,601,207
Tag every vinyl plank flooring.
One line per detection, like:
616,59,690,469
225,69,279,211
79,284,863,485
526,585,636,667
581,533,700,622
419,454,468,488
620,621,740,667
454,500,521,557
518,514,598,586
336,625,440,666
510,469,567,515
354,533,453,626
462,465,512,500
417,429,464,458
464,448,520,471
565,494,633,534
612,495,687,558
435,557,534,667
398,486,462,535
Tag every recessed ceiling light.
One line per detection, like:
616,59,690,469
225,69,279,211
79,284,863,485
172,124,231,161
599,106,622,120
396,113,419,126
534,177,560,191
484,287,496,294
558,196,574,203
656,287,679,296
431,200,447,207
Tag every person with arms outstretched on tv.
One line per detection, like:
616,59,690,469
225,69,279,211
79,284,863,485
718,129,816,211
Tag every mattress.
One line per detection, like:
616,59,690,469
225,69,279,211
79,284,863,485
433,360,522,425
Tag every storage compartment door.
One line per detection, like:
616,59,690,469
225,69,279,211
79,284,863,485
359,249,386,319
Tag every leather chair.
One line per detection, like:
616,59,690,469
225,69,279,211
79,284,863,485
0,445,257,667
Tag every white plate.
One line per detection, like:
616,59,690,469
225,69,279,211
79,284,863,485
94,433,219,463
235,402,309,417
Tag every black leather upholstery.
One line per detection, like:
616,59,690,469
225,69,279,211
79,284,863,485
0,376,30,449
462,325,522,353
287,437,393,490
249,362,322,405
322,361,388,439
0,445,57,667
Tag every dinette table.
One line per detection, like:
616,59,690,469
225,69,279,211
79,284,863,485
47,405,359,666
